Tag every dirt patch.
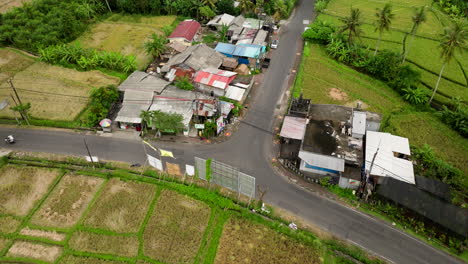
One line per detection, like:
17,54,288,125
143,190,211,264
69,231,139,257
20,227,66,242
166,162,182,176
31,174,104,228
7,240,62,262
214,217,320,264
0,216,21,234
0,0,32,14
0,238,10,252
0,60,119,120
328,88,349,101
0,165,60,216
59,255,129,264
84,178,156,233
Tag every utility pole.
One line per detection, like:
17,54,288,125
10,94,25,124
8,78,30,125
360,145,379,199
104,0,112,13
83,137,95,168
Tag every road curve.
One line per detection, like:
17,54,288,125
0,1,463,263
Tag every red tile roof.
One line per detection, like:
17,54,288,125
168,20,201,42
194,69,237,90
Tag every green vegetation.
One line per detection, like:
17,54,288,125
85,85,119,127
0,153,385,264
174,76,195,91
140,110,185,134
39,44,137,74
144,33,168,60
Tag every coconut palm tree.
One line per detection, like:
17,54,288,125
429,19,466,105
237,0,254,13
373,3,394,56
202,0,217,9
144,33,167,60
339,8,363,45
402,6,427,63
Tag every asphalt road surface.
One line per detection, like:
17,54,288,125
0,1,463,263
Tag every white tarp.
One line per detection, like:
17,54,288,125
185,165,195,176
225,85,246,101
365,131,414,184
147,155,163,171
352,111,366,138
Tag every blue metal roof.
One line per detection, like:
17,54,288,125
238,43,266,54
215,43,236,55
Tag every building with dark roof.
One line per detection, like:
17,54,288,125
161,44,225,74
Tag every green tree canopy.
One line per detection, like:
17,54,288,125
141,110,185,134
144,33,168,59
339,8,363,45
373,3,394,55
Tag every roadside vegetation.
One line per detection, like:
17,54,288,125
0,152,385,264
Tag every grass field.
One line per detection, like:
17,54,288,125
0,165,60,216
31,174,104,228
215,217,320,264
84,178,157,233
318,0,468,101
0,49,120,121
75,14,176,70
0,159,386,264
143,190,211,264
299,44,468,173
0,0,31,13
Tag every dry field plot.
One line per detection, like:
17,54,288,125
75,14,176,69
31,174,104,228
143,190,211,264
215,218,320,264
69,231,139,257
6,240,62,262
0,0,32,13
0,238,9,252
0,216,21,234
84,178,156,233
19,227,66,242
59,255,130,264
0,49,119,121
0,165,60,216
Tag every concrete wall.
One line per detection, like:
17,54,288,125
339,176,360,189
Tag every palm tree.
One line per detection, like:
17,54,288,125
339,8,363,45
429,19,466,105
238,0,254,13
402,6,426,63
373,3,394,56
144,33,167,60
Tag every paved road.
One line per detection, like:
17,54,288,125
0,1,463,263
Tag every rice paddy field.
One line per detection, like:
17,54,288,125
74,14,176,70
298,43,468,173
0,48,120,121
317,0,468,103
0,158,382,264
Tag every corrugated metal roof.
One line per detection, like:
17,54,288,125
225,86,245,101
149,99,193,127
115,103,149,124
215,43,237,55
299,151,345,172
194,69,237,89
118,71,170,94
168,20,201,42
162,44,224,72
280,116,308,140
365,131,414,184
207,13,235,26
215,43,262,58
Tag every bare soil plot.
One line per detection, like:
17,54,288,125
59,255,129,264
0,165,60,216
0,52,120,120
19,227,66,242
166,162,182,176
31,174,104,228
7,240,62,262
0,216,21,234
84,178,156,233
75,14,176,69
69,231,139,258
0,0,32,14
143,190,211,264
215,218,320,264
